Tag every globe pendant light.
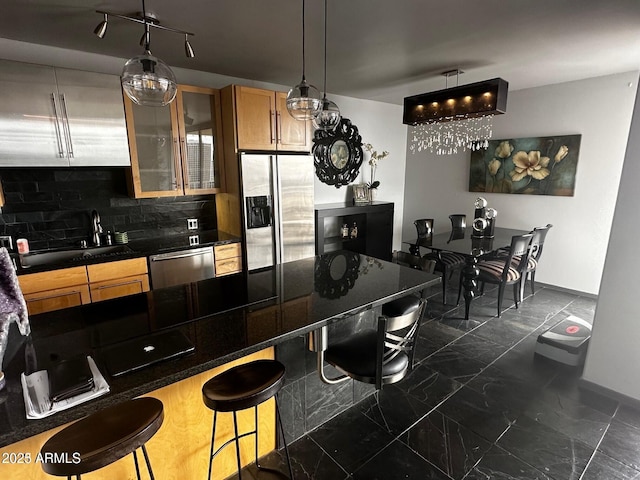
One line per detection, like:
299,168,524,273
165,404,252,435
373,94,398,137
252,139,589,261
286,0,322,121
313,0,341,131
120,0,177,107
121,49,178,107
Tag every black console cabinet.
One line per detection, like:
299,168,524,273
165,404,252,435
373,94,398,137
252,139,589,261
314,202,394,261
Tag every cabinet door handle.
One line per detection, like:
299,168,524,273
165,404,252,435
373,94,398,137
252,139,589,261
270,110,276,144
28,290,82,302
173,138,182,190
216,259,237,266
181,138,189,189
50,93,65,158
59,94,74,158
276,111,282,143
95,279,142,290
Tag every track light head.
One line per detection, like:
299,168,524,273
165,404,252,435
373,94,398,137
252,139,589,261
94,13,108,39
184,34,195,58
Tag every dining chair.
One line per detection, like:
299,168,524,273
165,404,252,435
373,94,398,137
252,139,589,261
449,214,466,229
416,218,465,304
323,296,427,390
459,233,533,317
524,224,553,297
414,218,433,239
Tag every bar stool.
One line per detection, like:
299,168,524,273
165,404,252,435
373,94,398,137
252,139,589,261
40,397,164,479
202,359,294,480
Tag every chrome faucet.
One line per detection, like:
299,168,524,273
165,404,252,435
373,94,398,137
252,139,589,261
91,210,103,246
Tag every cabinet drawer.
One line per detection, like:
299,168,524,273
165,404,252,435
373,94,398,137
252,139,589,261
24,285,91,315
89,274,150,303
215,257,242,276
214,243,241,260
87,257,148,283
19,266,88,294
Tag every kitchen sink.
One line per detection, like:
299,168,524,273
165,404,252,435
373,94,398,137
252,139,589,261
19,245,133,268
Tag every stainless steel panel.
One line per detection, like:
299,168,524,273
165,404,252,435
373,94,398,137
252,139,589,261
149,246,215,289
278,155,315,263
0,60,130,167
241,154,275,270
54,67,130,167
0,60,67,166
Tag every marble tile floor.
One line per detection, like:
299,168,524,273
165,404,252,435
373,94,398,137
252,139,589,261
228,282,640,480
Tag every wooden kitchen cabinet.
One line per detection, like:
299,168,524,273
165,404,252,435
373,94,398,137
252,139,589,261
18,258,150,314
226,85,311,152
18,266,91,316
125,85,225,198
87,257,150,303
214,242,242,276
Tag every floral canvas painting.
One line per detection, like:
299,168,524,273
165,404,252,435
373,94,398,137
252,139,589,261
469,134,581,196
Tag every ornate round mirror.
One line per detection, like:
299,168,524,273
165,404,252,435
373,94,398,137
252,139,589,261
312,118,363,187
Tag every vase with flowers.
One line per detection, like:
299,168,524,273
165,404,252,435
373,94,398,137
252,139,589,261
363,143,389,201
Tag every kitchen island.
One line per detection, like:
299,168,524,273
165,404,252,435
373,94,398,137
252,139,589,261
0,251,439,478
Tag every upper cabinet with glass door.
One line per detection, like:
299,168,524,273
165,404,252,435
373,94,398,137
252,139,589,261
125,85,225,198
0,59,130,167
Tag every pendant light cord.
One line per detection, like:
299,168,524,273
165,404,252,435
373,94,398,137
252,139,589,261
301,0,306,81
142,0,150,51
322,0,327,98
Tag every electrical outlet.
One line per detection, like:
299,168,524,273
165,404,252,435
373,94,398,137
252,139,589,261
189,235,199,246
187,218,198,230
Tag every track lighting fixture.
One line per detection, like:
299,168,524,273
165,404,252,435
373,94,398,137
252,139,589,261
93,0,195,107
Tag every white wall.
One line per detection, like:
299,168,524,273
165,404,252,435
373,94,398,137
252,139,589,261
0,38,410,250
402,72,638,294
582,82,640,400
313,95,407,251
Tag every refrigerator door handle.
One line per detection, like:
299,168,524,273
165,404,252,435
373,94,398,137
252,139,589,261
271,155,284,265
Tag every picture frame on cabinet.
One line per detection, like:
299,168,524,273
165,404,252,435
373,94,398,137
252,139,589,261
352,184,370,205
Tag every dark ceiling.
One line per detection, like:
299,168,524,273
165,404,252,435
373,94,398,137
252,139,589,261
1,0,639,104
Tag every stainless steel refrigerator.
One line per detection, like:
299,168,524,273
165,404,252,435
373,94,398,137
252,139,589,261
241,153,315,270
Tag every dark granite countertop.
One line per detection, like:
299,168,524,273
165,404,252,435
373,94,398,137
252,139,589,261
0,251,439,447
13,230,240,274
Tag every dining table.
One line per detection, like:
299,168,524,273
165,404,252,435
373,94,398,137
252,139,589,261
404,227,530,320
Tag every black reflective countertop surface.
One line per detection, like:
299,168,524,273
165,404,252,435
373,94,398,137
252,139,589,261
13,230,240,274
0,251,439,447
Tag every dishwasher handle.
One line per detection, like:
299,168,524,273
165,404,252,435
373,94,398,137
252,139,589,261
149,247,213,262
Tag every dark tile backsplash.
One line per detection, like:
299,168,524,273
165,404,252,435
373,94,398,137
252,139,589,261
0,168,217,251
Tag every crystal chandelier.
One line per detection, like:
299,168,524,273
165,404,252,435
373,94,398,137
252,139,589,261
403,71,508,155
409,115,495,155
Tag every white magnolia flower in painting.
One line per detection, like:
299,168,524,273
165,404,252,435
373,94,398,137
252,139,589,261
555,145,569,163
509,150,551,181
488,158,501,176
495,141,514,158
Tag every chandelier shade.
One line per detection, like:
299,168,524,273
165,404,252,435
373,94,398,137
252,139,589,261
404,77,508,155
403,78,508,126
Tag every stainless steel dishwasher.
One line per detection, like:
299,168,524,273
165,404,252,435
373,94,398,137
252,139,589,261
148,246,215,289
